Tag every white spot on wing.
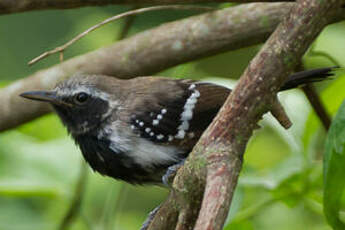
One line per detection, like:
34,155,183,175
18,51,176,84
186,97,197,106
175,130,185,139
189,84,196,90
181,110,193,120
188,132,195,138
179,120,189,131
192,90,200,98
153,120,159,126
175,86,200,137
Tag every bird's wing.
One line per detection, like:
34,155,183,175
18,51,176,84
122,77,231,150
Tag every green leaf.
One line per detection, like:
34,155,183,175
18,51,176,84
323,99,345,229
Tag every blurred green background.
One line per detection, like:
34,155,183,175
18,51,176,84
1,4,345,230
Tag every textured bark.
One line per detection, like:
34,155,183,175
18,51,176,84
1,3,345,132
0,3,289,131
0,0,294,15
0,1,344,229
145,0,344,229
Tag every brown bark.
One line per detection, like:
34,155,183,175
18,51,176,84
0,3,289,131
1,3,344,132
0,1,343,229
1,0,293,15
145,0,344,229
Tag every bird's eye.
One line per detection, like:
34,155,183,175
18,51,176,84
74,92,89,105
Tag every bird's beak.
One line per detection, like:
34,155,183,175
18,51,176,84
20,91,72,107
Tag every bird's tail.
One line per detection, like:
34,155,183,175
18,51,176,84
280,67,338,91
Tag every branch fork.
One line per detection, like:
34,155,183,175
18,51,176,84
0,1,344,229
144,0,344,229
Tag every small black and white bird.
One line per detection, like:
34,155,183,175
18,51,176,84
20,67,335,185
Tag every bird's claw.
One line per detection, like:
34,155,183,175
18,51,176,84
162,159,185,187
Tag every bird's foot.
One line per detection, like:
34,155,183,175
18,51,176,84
162,159,185,187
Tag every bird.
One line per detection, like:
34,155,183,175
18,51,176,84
20,67,336,185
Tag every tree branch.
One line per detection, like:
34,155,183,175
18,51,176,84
28,5,214,66
0,0,294,15
145,0,344,229
302,84,331,130
1,3,344,132
116,6,138,40
295,63,332,131
0,3,289,131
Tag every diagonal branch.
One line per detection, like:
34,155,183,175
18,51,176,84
296,64,332,131
1,0,294,15
302,84,331,130
0,3,291,131
146,0,344,229
0,3,344,132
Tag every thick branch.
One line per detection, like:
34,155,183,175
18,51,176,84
147,0,344,229
28,5,214,66
0,3,290,131
1,0,294,15
1,3,344,132
194,1,343,229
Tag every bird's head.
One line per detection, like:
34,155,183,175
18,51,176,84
20,74,122,135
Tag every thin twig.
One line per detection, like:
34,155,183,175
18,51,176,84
302,84,331,130
28,5,214,66
295,62,332,131
58,161,88,230
3,4,345,132
117,6,138,40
